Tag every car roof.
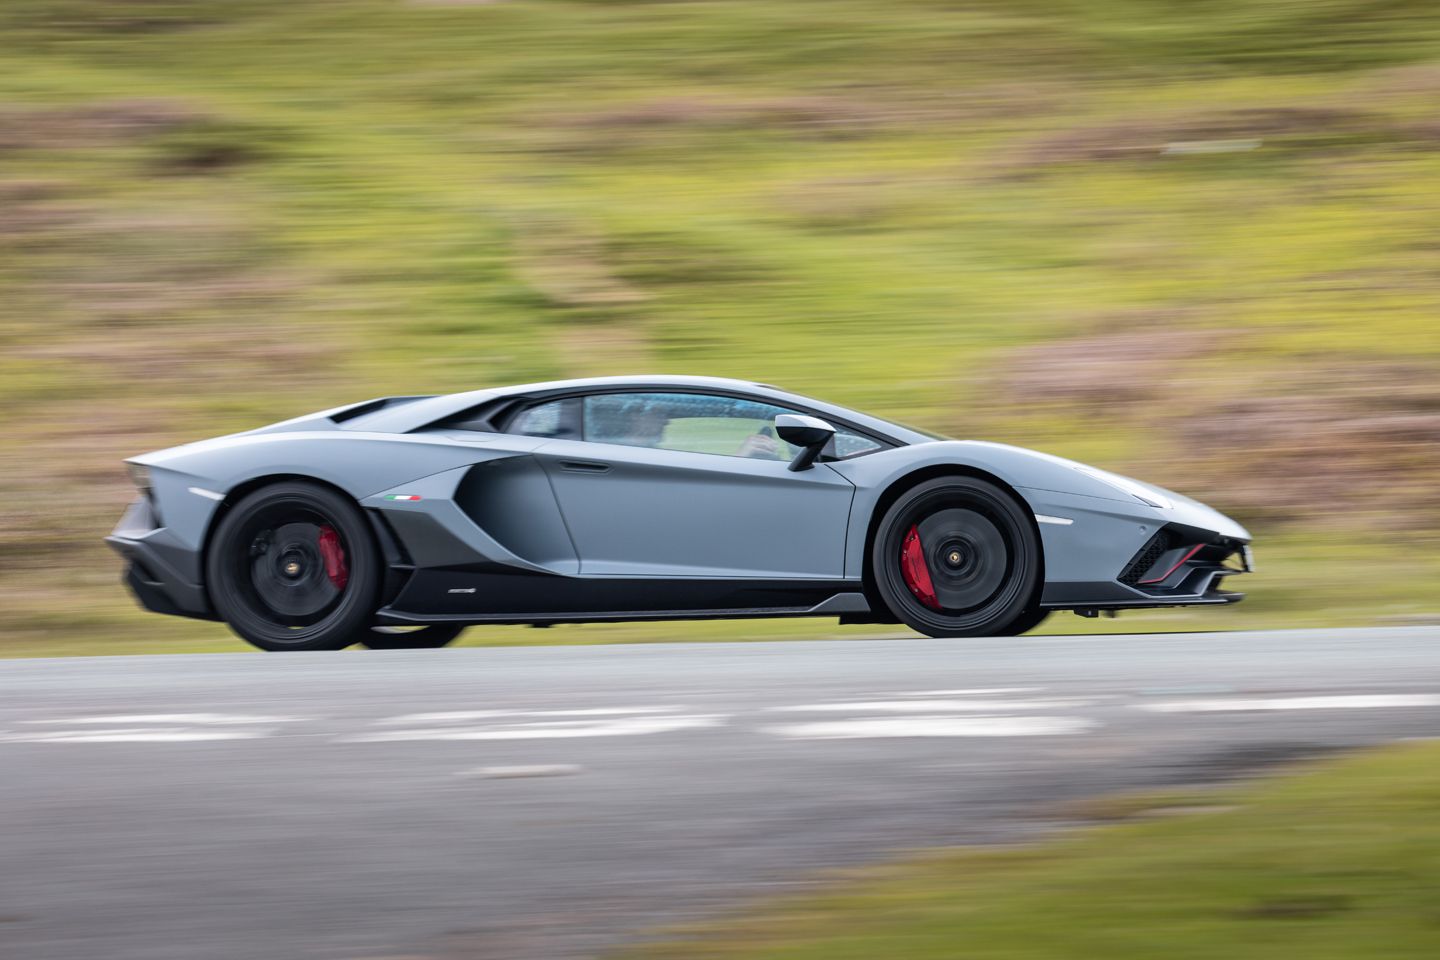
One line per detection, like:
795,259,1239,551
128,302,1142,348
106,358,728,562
344,375,937,444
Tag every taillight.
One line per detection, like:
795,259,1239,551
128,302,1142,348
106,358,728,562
126,463,160,524
126,463,152,499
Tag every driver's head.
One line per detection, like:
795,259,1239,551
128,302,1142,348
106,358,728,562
624,405,669,447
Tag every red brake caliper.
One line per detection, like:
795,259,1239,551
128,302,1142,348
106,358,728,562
900,524,939,610
316,525,349,591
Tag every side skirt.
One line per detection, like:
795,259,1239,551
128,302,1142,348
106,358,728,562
377,593,870,626
376,569,870,626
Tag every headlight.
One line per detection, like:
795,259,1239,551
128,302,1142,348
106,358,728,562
1071,465,1172,510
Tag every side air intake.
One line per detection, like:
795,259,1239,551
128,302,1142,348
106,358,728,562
1119,530,1174,586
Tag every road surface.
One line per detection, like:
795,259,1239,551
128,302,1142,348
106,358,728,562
2,627,1439,960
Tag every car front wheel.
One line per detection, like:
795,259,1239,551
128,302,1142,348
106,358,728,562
871,476,1041,638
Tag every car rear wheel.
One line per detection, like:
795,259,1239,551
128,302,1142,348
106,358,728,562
871,477,1041,638
207,481,381,651
359,624,465,650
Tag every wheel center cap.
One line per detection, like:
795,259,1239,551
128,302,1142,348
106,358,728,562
938,539,972,572
276,548,309,580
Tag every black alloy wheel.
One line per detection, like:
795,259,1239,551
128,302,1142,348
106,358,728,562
871,477,1041,638
206,481,381,651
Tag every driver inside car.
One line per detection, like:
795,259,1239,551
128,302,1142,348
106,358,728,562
611,401,787,460
735,427,783,459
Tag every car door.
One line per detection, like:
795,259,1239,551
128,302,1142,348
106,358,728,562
528,392,856,580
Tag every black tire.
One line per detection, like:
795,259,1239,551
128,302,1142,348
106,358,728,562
206,481,381,651
870,476,1041,638
360,624,465,650
994,607,1050,637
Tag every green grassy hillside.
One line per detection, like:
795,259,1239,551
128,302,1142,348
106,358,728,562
2,0,1439,654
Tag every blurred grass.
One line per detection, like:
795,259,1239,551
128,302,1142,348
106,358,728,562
614,740,1440,960
2,0,1439,654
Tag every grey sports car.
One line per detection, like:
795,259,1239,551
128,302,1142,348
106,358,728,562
108,375,1252,650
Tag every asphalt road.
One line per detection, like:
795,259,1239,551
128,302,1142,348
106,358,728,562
3,627,1439,960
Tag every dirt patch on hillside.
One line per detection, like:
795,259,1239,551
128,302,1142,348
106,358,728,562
998,105,1438,175
539,95,884,153
1173,365,1440,527
511,218,648,310
561,95,881,135
0,99,207,152
987,330,1440,530
992,323,1220,414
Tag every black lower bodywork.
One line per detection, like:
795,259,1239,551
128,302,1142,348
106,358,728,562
107,498,870,626
109,501,1246,628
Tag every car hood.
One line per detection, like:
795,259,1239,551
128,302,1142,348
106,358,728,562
948,441,1251,541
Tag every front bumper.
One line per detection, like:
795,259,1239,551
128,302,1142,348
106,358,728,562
1020,485,1250,612
105,498,217,620
1040,520,1249,611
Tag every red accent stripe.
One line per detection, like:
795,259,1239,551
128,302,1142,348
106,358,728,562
1140,544,1203,584
900,525,940,610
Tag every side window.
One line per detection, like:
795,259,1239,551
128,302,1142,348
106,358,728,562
504,398,580,439
584,393,798,460
579,392,887,462
833,432,883,458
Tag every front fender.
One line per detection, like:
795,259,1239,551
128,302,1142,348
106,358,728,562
828,441,1246,584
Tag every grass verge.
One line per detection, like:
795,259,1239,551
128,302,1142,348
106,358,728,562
615,741,1440,960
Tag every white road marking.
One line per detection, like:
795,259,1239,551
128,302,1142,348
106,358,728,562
3,713,298,743
377,706,683,725
457,764,584,779
378,710,508,725
1137,694,1440,713
769,699,1088,713
766,715,1096,739
895,688,1046,697
0,728,271,743
21,713,303,725
350,714,725,741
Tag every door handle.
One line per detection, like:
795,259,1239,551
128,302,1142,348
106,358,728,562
558,460,611,474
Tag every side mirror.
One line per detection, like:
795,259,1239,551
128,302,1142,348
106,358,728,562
775,414,836,472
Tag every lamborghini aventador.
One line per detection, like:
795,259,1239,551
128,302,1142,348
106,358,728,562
108,376,1252,650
